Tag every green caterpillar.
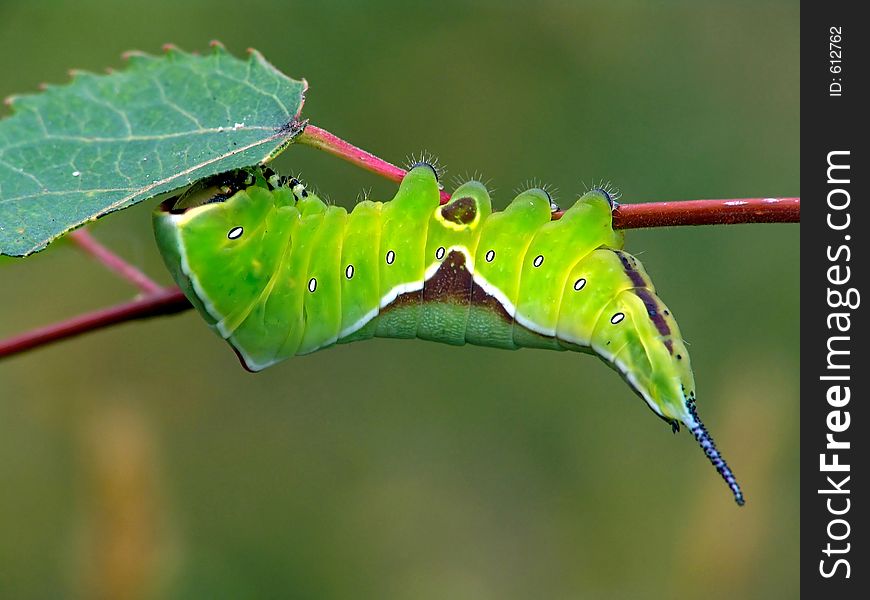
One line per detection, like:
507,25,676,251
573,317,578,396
153,164,744,506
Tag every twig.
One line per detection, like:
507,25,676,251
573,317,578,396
298,125,799,226
69,229,163,294
298,125,453,203
610,197,800,228
0,195,799,359
1,124,799,361
0,287,189,357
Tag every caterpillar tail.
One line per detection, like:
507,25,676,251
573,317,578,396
684,402,745,506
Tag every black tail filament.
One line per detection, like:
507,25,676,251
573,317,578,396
687,402,745,506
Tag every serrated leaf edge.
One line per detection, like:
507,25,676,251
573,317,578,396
2,44,309,256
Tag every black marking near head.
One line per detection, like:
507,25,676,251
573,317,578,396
261,166,279,189
687,401,745,506
288,177,308,199
441,197,478,225
263,168,298,191
166,169,253,214
203,188,235,205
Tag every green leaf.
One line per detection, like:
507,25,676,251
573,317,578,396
0,43,307,256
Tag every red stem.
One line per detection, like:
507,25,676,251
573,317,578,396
0,287,189,357
299,125,799,227
1,124,799,361
69,229,163,294
298,125,453,203
610,197,800,228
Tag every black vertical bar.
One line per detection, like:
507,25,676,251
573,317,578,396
802,1,867,596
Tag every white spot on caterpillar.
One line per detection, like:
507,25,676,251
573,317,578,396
611,312,625,324
485,250,495,262
436,247,445,260
574,278,587,291
386,250,395,265
533,255,544,267
227,226,243,240
345,264,354,279
72,171,81,177
308,278,317,292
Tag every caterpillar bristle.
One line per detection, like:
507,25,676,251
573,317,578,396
282,173,309,200
450,170,493,193
404,151,445,181
513,178,538,194
308,184,327,203
588,179,622,207
512,179,559,211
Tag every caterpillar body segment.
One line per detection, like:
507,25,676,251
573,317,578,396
154,164,744,505
336,200,382,343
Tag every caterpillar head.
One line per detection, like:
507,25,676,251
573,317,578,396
153,167,301,371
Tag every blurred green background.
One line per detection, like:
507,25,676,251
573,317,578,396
1,1,799,598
